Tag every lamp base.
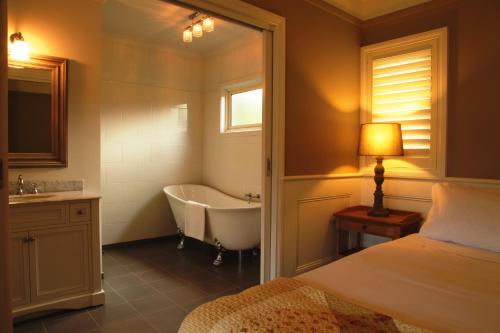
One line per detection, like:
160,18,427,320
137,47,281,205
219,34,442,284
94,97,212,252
369,157,390,217
367,207,389,217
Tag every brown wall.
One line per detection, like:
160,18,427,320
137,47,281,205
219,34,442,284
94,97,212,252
362,0,500,180
243,0,361,176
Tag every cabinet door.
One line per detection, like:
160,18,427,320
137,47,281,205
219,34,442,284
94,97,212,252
10,232,30,307
29,225,91,303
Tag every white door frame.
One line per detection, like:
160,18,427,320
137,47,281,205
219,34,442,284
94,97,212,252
176,0,285,282
0,0,13,331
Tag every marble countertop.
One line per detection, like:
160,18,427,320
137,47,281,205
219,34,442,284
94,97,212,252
9,191,101,206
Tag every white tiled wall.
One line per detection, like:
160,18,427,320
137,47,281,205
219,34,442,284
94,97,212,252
101,37,203,245
201,34,263,198
101,33,263,245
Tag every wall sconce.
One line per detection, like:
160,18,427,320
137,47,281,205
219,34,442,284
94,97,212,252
182,12,215,43
9,32,30,62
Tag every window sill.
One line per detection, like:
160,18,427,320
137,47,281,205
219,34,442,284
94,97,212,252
222,127,262,135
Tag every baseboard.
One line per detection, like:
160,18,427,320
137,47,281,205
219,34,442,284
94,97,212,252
295,256,335,275
13,290,105,320
102,234,179,250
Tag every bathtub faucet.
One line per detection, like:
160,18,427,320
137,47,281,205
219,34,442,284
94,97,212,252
244,193,260,204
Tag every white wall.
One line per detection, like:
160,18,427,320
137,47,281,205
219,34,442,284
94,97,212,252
201,34,263,198
101,36,203,245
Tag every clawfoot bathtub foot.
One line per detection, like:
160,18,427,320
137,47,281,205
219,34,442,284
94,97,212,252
177,228,185,250
238,250,244,266
213,239,225,266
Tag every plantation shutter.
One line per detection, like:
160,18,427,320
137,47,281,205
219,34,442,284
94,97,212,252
371,49,432,156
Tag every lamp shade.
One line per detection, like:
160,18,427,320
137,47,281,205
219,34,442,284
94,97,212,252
358,123,404,157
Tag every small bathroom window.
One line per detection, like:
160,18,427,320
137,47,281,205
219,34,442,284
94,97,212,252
176,103,188,132
222,84,262,133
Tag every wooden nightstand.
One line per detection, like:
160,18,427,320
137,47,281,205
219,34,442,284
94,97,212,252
334,205,422,257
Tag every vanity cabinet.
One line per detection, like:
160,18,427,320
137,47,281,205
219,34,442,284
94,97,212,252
9,197,103,318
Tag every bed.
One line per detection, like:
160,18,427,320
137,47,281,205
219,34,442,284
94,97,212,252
298,234,500,332
179,183,500,332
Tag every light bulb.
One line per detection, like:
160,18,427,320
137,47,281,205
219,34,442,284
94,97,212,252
202,17,214,32
183,28,193,43
192,23,203,38
9,32,30,62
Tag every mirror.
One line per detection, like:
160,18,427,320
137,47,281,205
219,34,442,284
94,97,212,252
8,55,68,168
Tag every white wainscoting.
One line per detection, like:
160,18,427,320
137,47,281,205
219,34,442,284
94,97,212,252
281,174,500,277
281,177,361,276
360,176,500,247
362,177,433,214
296,193,351,273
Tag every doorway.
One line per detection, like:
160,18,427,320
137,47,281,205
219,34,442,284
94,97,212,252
0,1,284,332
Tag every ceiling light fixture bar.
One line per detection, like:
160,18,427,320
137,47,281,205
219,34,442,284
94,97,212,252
182,12,215,43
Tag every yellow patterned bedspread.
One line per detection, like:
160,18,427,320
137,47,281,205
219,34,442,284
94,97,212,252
179,277,431,333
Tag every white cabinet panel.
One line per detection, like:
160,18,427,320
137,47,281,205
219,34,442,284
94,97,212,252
10,232,30,307
29,225,91,303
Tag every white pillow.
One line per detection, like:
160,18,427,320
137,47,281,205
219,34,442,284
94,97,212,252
420,182,500,252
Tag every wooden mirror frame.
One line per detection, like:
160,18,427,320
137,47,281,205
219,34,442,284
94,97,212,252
8,55,68,168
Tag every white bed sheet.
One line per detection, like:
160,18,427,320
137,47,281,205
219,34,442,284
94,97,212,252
297,234,500,333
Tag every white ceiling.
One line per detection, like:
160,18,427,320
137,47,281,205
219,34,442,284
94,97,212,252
102,0,260,54
322,0,432,20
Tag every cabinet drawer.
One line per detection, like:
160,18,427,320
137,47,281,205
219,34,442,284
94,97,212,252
69,203,91,223
9,204,68,229
339,220,397,238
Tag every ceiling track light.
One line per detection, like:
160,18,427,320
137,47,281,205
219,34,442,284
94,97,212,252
183,28,193,43
182,12,215,43
202,17,214,33
192,22,203,38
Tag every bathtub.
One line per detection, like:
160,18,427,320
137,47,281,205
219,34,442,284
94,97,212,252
163,184,261,266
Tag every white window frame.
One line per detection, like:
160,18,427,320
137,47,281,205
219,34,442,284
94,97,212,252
360,28,448,180
221,81,263,133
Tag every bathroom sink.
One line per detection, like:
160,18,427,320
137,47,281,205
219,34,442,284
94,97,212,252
9,194,55,203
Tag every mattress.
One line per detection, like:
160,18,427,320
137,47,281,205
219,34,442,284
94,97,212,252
298,234,500,333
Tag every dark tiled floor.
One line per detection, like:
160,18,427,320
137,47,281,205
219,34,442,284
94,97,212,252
13,237,260,333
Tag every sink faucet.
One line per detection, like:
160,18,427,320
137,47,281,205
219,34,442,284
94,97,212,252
16,175,25,195
31,183,39,194
244,193,260,204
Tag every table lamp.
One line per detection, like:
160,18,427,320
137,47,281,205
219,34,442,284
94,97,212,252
358,123,404,217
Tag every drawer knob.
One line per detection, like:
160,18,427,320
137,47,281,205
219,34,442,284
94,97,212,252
362,225,368,230
77,210,84,216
